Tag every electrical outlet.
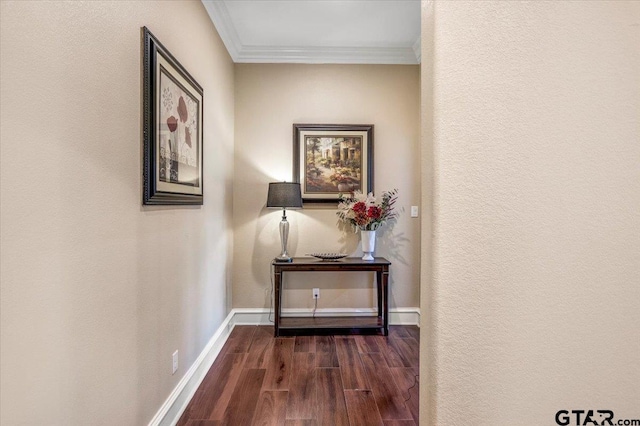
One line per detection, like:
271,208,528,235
313,288,320,299
172,350,179,375
411,206,419,217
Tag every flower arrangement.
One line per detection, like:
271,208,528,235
337,189,398,231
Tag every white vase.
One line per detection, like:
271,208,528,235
360,230,376,261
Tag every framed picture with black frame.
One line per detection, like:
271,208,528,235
142,27,203,205
293,123,374,203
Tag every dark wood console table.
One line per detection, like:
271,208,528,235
272,257,391,337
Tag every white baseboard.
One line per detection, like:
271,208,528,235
233,307,421,326
148,310,235,426
149,307,420,425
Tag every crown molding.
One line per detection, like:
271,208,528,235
412,36,421,63
201,0,421,64
236,45,419,64
202,0,241,61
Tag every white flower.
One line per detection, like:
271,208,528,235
365,192,376,206
353,190,366,202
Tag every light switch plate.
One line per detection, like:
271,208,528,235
411,206,419,217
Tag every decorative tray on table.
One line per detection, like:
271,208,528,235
307,253,349,261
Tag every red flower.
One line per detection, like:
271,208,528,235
353,201,367,213
367,206,382,219
167,116,178,132
354,211,368,227
178,96,188,123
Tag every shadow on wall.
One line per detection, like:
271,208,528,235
336,207,410,311
232,151,297,309
255,204,280,310
336,216,360,254
252,205,354,308
377,209,409,267
377,215,409,310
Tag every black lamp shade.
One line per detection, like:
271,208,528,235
267,182,303,208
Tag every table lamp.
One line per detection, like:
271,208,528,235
267,182,303,262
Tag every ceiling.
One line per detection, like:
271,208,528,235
201,0,421,64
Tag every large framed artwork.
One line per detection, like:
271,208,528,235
293,124,374,203
142,27,203,205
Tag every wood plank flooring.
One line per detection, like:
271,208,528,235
178,325,420,426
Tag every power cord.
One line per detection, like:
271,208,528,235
404,374,419,404
268,263,274,323
312,295,318,318
271,265,321,322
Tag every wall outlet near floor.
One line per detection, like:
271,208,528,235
313,288,320,299
172,350,179,375
411,206,419,217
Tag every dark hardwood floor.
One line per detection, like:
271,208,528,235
177,325,420,426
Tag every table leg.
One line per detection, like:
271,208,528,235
376,270,383,319
274,268,281,337
382,268,389,336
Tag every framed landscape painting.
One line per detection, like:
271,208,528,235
142,27,203,205
293,124,373,203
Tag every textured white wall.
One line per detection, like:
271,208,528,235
0,1,234,424
233,64,421,311
420,2,435,425
422,1,640,424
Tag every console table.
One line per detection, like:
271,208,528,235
272,257,391,337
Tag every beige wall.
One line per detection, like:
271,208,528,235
419,2,435,425
234,64,420,311
0,1,234,425
421,1,640,424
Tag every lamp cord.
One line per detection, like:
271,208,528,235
268,263,274,323
404,374,419,404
